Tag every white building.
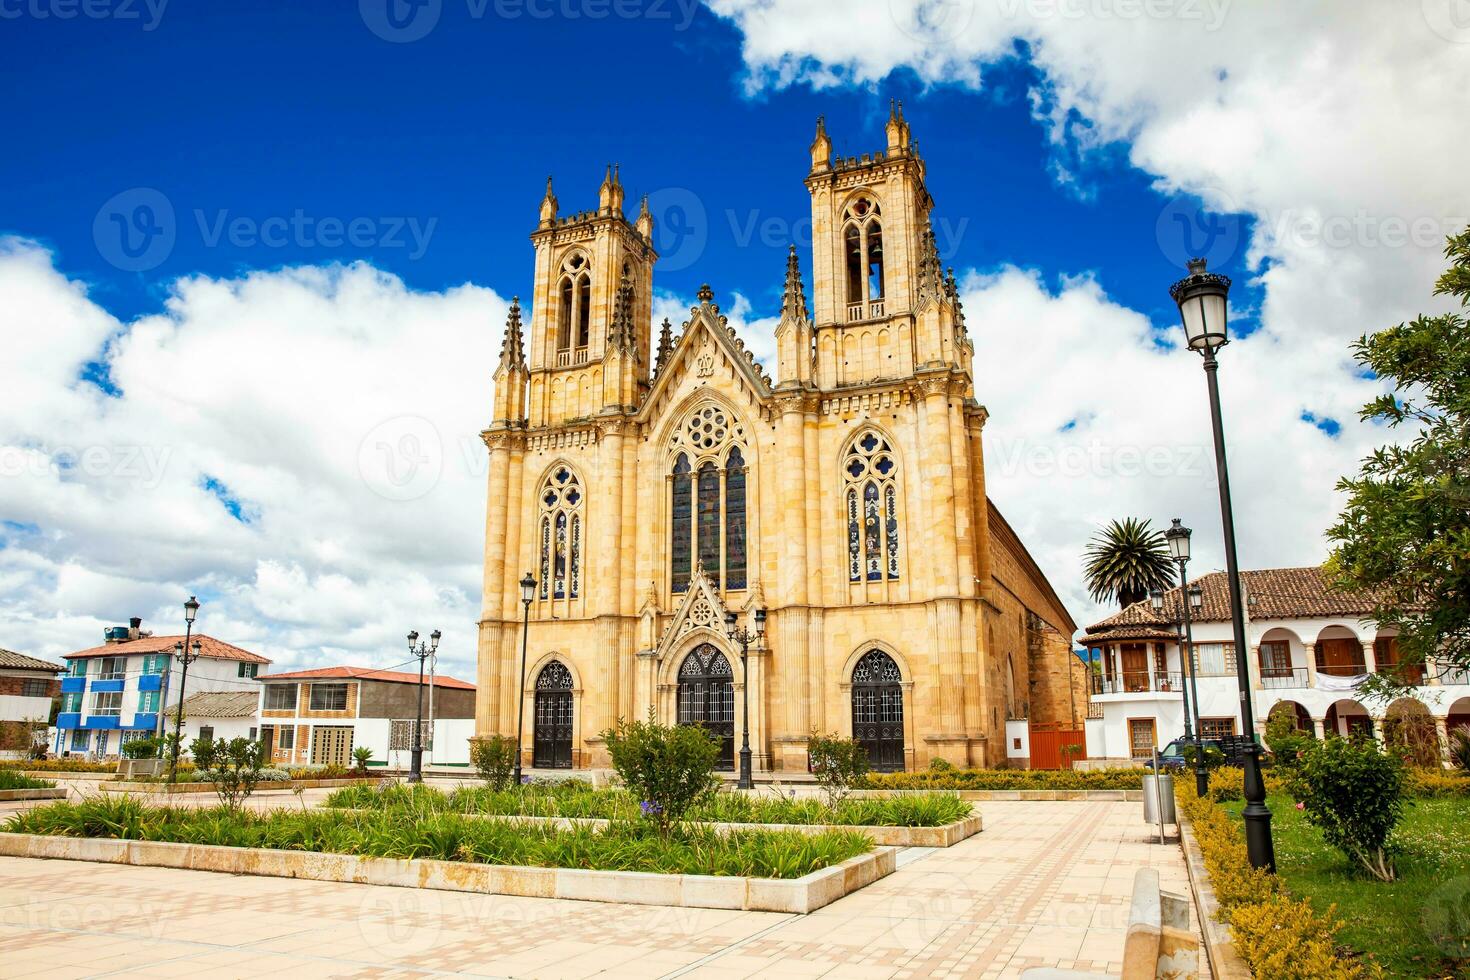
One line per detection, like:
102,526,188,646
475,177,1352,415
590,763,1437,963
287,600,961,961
1081,567,1470,765
57,617,271,759
256,666,476,770
164,691,263,748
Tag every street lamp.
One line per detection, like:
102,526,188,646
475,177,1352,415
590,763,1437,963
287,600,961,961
1170,258,1275,872
514,573,535,785
1163,519,1209,796
724,607,765,790
1150,583,1200,795
405,628,441,783
166,595,202,785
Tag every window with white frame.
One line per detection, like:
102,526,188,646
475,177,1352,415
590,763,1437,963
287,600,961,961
264,684,298,711
90,691,122,716
238,662,259,678
97,656,127,680
276,726,296,749
309,683,348,711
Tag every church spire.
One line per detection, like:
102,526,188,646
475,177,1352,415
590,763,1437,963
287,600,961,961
539,176,558,228
781,244,809,322
653,317,675,376
635,193,654,240
499,296,526,369
810,115,832,173
607,269,638,358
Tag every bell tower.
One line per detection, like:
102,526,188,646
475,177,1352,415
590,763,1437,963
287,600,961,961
804,104,971,388
526,169,657,426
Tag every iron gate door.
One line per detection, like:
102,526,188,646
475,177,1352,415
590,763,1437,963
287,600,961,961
851,649,905,771
676,644,735,770
532,661,573,769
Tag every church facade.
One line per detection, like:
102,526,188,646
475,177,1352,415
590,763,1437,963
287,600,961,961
475,108,1083,773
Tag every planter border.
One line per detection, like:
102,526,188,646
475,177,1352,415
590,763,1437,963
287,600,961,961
102,777,382,794
851,788,1144,802
0,788,66,802
0,832,895,913
1177,813,1250,980
330,809,981,848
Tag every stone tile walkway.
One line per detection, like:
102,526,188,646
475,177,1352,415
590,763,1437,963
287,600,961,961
0,800,1200,978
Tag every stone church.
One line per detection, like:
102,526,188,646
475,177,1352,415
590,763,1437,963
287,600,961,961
475,107,1084,773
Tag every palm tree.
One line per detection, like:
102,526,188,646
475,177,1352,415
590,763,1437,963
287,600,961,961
1083,518,1175,609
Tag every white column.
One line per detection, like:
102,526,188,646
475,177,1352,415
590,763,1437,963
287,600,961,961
1304,642,1318,688
1312,717,1326,739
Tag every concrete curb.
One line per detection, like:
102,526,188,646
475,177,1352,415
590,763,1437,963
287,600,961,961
1177,814,1250,979
330,810,982,848
0,788,66,801
0,832,896,913
100,777,382,794
851,788,1143,802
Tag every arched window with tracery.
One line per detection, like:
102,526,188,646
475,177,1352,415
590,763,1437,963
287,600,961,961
555,253,591,358
538,466,583,601
843,198,884,317
844,430,900,583
668,404,749,594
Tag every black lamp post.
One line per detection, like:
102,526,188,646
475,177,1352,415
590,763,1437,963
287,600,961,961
724,607,765,790
1170,257,1275,872
513,573,535,785
166,595,201,785
1162,519,1209,797
1149,584,1196,790
405,628,441,783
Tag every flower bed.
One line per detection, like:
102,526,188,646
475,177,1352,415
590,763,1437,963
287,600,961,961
5,797,873,881
325,782,972,828
0,759,115,774
0,770,56,791
1176,780,1369,979
861,767,1144,791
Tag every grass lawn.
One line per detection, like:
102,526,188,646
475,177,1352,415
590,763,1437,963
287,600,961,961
1225,792,1470,977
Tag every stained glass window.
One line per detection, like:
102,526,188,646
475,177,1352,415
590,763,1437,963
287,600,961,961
537,467,583,603
671,453,692,593
725,448,747,591
697,461,721,574
668,406,750,595
843,430,901,583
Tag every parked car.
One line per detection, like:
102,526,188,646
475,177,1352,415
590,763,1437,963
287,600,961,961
1142,737,1239,770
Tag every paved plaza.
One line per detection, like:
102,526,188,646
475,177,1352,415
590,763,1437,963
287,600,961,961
0,799,1200,979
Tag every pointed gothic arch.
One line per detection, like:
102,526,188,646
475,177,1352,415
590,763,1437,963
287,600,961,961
532,660,574,769
676,643,735,771
534,462,585,603
665,400,752,595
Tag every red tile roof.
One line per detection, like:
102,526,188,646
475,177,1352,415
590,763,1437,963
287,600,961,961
0,649,64,672
1081,566,1384,644
257,665,474,691
64,634,271,665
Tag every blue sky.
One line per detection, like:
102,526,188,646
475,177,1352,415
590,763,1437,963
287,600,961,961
2,1,1461,679
2,0,1244,328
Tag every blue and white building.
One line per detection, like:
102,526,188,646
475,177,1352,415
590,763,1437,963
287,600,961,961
56,617,271,759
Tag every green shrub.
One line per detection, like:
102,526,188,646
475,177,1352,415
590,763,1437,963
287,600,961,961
0,759,115,773
1286,736,1405,881
1174,779,1372,978
1182,742,1226,770
121,737,161,760
1265,710,1315,769
471,735,517,791
602,713,719,837
1404,766,1470,797
192,737,268,810
1208,766,1244,802
927,757,954,772
1449,725,1470,773
864,767,1143,791
352,746,374,773
807,731,869,807
0,770,56,790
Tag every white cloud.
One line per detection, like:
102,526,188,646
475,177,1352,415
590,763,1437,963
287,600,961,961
0,240,504,684
704,0,1467,627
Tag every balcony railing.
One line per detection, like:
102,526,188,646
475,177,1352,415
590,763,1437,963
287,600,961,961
846,300,887,322
1092,670,1184,695
1259,667,1309,689
554,347,589,367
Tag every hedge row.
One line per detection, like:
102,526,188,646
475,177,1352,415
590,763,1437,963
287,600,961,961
0,759,116,773
861,767,1144,791
1177,780,1373,978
